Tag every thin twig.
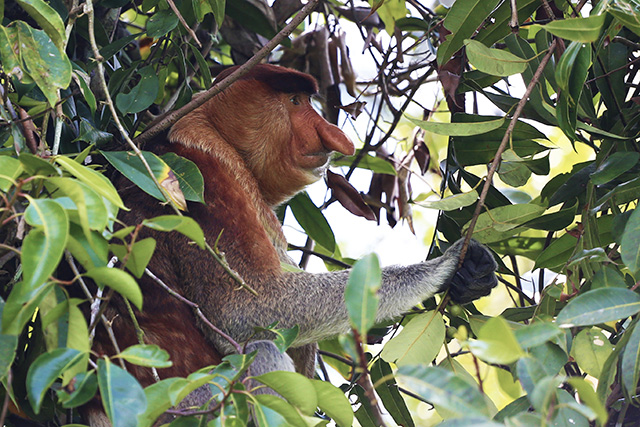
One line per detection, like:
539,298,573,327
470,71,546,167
460,40,558,262
145,268,243,354
352,328,388,427
166,0,201,47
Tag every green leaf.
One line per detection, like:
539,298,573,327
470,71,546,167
381,311,445,366
416,189,478,210
74,118,112,145
621,322,640,397
311,379,354,427
142,215,205,249
16,0,66,51
463,203,546,243
0,156,23,192
206,0,225,27
571,328,613,378
474,0,539,47
333,152,397,175
67,223,109,270
116,65,159,114
398,365,491,419
557,288,640,327
621,208,640,275
72,66,97,114
408,116,505,136
0,22,71,107
85,267,143,310
514,321,562,349
0,333,18,381
254,394,307,427
516,357,547,395
146,9,178,38
23,198,68,291
57,371,98,408
464,39,527,76
590,152,640,185
110,238,156,278
452,114,548,166
253,371,317,415
566,377,607,426
436,0,502,65
160,152,205,203
370,360,414,427
46,177,108,235
467,317,525,364
592,265,627,289
345,253,381,337
97,358,147,427
26,348,84,413
254,324,299,353
101,150,174,204
523,199,578,231
55,155,126,209
116,344,172,368
536,14,606,42
609,1,640,36
2,281,54,335
288,192,336,252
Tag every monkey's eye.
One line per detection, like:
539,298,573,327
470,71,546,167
290,95,301,105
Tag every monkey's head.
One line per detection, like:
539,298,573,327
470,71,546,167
172,64,355,206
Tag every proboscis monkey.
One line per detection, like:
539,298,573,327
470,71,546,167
88,64,497,425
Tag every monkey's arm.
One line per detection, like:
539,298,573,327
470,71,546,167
209,239,497,352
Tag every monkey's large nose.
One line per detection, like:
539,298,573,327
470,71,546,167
318,123,356,156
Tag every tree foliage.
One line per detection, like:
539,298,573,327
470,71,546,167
1,0,640,425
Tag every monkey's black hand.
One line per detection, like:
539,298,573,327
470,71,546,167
446,239,498,304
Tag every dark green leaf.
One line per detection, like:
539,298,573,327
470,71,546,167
452,115,548,166
57,371,98,408
370,359,414,427
146,10,179,38
110,238,156,278
621,207,640,275
74,118,113,145
436,0,502,65
22,198,68,291
0,22,71,106
160,152,205,203
97,358,147,427
116,65,159,114
288,192,336,252
27,348,84,413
